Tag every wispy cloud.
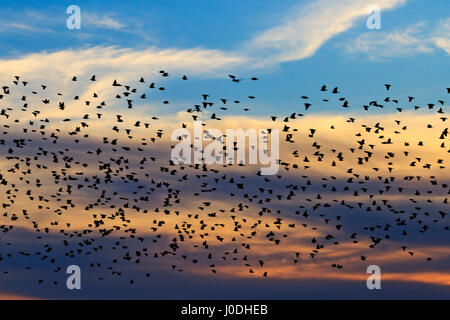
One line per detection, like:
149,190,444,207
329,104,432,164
0,0,412,71
0,11,57,35
344,22,434,59
0,9,125,35
0,45,248,109
432,18,450,54
344,18,450,60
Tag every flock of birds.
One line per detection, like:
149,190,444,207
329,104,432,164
0,71,448,290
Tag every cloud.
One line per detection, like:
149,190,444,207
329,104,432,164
246,0,407,65
0,0,412,73
344,18,450,60
344,22,434,59
82,13,125,30
432,18,450,54
0,16,56,35
0,45,249,106
0,46,246,79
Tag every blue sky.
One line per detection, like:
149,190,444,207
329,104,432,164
0,0,448,117
0,0,448,53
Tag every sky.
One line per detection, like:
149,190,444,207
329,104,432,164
0,0,448,300
0,0,448,115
